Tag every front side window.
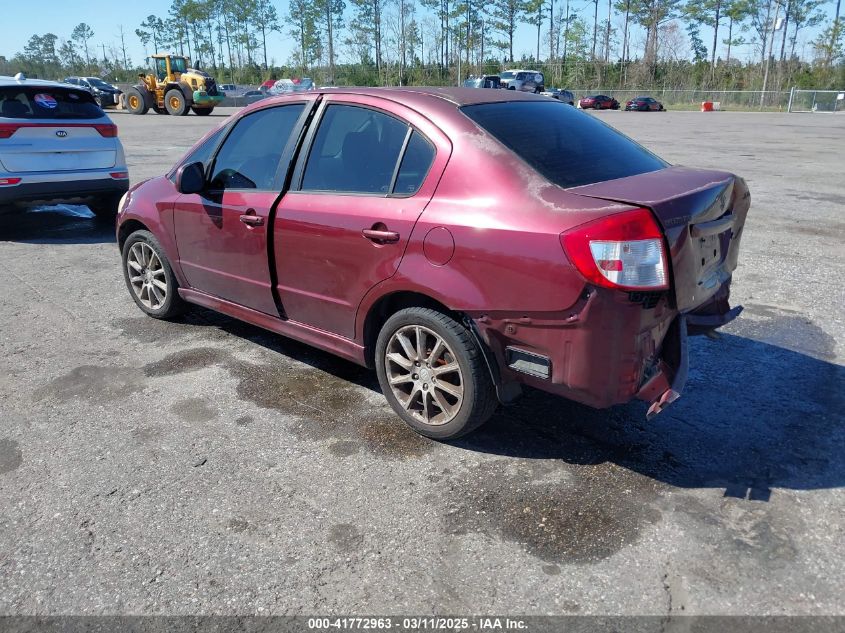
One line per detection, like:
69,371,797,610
209,104,305,191
462,101,667,189
180,126,227,174
170,57,188,73
301,104,408,195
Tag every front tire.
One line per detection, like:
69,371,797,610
121,230,188,320
165,89,188,116
375,307,497,440
125,87,148,115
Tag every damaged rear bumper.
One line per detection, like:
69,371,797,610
473,286,743,419
636,302,743,419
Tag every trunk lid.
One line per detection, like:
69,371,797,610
568,166,750,313
0,122,117,172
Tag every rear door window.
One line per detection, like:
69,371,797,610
301,104,408,195
208,103,305,191
393,132,435,195
462,101,667,188
0,86,103,119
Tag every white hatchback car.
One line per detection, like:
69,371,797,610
0,74,129,217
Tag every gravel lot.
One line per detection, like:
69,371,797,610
0,106,843,616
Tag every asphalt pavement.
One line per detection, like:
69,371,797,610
0,107,842,616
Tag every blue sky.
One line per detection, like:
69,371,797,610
1,0,836,71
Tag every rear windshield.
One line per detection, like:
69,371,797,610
0,86,104,120
461,101,667,188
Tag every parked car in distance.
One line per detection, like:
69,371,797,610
116,87,749,440
268,78,314,94
241,90,267,105
64,76,122,108
463,75,502,89
579,94,620,110
542,87,575,105
220,84,237,92
498,70,545,93
0,75,128,217
626,96,665,111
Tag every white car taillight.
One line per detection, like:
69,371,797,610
588,239,667,288
560,208,670,291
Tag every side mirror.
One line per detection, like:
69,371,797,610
175,162,205,195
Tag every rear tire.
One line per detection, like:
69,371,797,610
125,87,148,115
165,89,188,116
375,307,497,440
191,106,213,116
121,230,188,320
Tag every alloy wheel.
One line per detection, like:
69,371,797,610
126,242,168,310
384,325,464,426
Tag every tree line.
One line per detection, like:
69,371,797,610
2,0,843,94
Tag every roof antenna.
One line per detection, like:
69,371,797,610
14,72,26,81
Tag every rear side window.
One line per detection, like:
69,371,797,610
0,86,103,120
209,103,305,190
394,132,435,195
302,104,408,194
461,101,667,188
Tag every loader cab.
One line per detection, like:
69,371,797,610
152,55,188,82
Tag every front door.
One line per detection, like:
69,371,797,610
173,101,314,315
273,96,448,338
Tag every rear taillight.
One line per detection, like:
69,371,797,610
0,124,20,139
94,124,117,137
0,177,21,186
560,208,669,290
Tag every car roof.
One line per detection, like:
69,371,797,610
311,86,544,107
0,75,86,89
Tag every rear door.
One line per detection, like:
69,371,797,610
273,94,450,338
0,85,116,172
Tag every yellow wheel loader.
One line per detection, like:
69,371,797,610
124,54,224,116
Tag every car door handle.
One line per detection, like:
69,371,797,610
239,210,264,227
362,228,400,244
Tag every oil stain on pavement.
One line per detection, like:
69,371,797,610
444,459,662,564
139,347,434,460
0,438,23,475
36,365,146,402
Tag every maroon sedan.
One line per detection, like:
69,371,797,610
626,96,665,111
579,94,619,110
116,88,749,439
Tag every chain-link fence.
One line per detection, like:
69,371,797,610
787,88,845,113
